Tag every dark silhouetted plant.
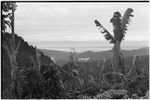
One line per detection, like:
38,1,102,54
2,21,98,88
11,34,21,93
94,8,134,90
94,8,134,75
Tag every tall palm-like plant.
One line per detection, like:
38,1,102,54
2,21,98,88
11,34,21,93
94,8,134,75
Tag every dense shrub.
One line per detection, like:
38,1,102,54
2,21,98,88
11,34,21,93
20,64,64,99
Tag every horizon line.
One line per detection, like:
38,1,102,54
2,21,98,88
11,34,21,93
40,46,149,53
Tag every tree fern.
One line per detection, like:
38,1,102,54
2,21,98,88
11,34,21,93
94,8,134,75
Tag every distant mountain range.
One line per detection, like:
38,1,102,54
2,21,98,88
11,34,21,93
31,41,148,52
40,47,149,65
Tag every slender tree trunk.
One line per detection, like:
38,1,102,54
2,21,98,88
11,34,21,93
112,42,121,89
10,3,16,98
10,3,21,98
113,42,120,73
112,42,125,75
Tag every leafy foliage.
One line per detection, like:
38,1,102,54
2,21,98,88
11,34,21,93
121,8,134,34
94,20,115,43
20,64,64,99
2,2,17,33
94,8,134,43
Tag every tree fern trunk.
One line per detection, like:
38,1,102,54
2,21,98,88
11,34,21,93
113,43,120,73
112,43,125,75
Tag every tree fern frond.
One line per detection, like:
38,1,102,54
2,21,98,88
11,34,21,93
121,8,134,34
94,20,115,43
104,32,114,41
94,20,102,27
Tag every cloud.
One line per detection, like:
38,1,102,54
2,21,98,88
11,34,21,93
15,3,149,42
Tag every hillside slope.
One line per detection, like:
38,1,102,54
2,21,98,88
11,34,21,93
2,33,55,94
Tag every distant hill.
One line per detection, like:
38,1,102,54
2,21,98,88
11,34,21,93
77,47,149,60
122,47,149,57
41,49,70,59
41,47,149,65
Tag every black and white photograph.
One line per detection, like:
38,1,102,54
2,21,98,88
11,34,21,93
1,0,149,99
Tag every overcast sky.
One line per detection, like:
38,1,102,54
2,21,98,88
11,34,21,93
14,3,149,42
